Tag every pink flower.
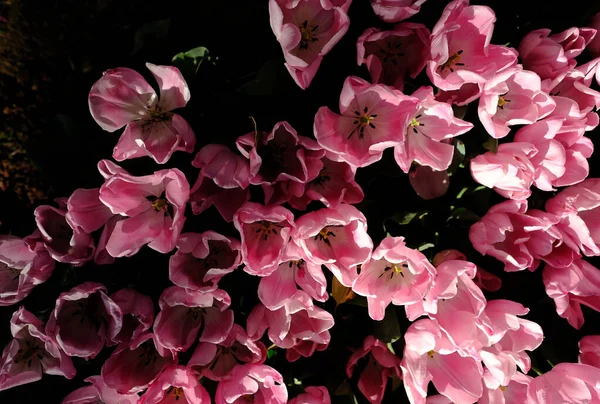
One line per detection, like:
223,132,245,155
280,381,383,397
346,336,401,404
401,319,483,404
288,156,364,210
233,202,296,276
101,333,175,394
0,307,75,391
34,204,95,266
0,234,55,306
526,363,600,403
247,291,334,361
545,178,600,256
61,376,139,404
409,166,450,200
543,259,600,329
215,363,288,404
479,371,531,404
138,365,211,404
109,288,154,345
66,188,114,234
432,250,501,292
289,386,331,404
293,204,373,287
169,231,241,292
269,0,350,89
369,0,426,23
579,335,600,368
190,144,251,222
469,200,570,272
153,286,233,352
548,58,600,114
258,243,328,310
45,282,122,359
88,63,195,164
356,23,430,91
478,67,555,139
394,86,473,172
352,236,436,321
98,160,190,257
428,0,518,92
188,324,265,381
314,76,418,168
469,142,537,200
236,121,325,205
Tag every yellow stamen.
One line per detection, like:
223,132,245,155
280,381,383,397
152,198,168,212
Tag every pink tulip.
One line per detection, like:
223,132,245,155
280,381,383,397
433,250,501,292
109,288,154,345
190,144,251,222
410,164,449,200
352,236,436,321
61,375,139,404
269,0,350,89
294,204,373,287
65,188,114,234
45,282,122,359
215,363,288,404
0,234,55,306
169,231,241,292
188,324,265,381
548,58,600,114
369,0,426,23
356,23,430,91
314,75,418,168
101,333,176,394
479,371,531,404
346,336,401,404
289,386,331,404
526,362,600,403
88,63,195,164
138,365,211,404
97,160,190,257
153,286,233,352
579,335,600,368
0,307,75,391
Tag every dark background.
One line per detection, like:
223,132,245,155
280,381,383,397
1,0,600,402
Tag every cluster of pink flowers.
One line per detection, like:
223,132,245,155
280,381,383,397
2,0,600,403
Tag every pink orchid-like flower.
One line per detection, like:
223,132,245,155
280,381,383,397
408,165,450,200
356,23,430,91
288,155,364,210
109,288,154,345
258,243,328,311
469,199,574,272
314,75,418,168
470,142,537,200
88,63,195,164
579,335,600,368
236,121,325,205
61,375,139,404
401,318,483,404
233,202,296,276
139,365,211,404
269,0,350,89
395,86,473,172
45,282,122,359
0,234,55,306
188,324,265,381
0,307,75,391
543,258,600,329
369,0,426,23
294,204,373,287
352,236,436,321
190,144,251,222
153,286,233,353
34,204,95,266
427,0,518,93
215,363,288,404
97,160,190,257
545,178,600,257
247,291,334,362
479,370,531,404
289,386,331,404
346,335,401,404
169,231,241,292
478,66,555,139
526,362,600,404
101,333,176,394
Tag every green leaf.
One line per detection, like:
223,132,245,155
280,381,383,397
267,349,277,359
447,207,480,222
483,137,499,153
373,305,402,343
417,242,435,252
